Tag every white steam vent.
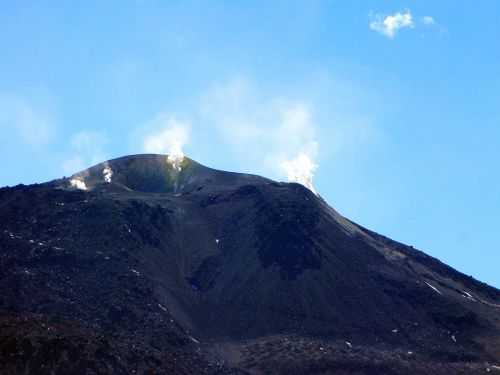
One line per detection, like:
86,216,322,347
281,153,317,195
70,177,87,190
167,149,184,172
143,117,190,172
103,165,113,183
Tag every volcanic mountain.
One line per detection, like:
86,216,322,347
0,154,499,374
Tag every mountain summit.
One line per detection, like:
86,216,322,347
65,154,271,194
1,154,499,374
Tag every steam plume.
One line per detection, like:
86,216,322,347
70,177,87,190
201,79,320,193
103,164,113,183
281,153,317,194
143,117,190,171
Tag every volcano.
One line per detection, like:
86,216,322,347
0,154,499,374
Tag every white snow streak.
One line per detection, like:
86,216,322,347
424,281,442,295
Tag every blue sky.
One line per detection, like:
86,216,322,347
1,1,499,287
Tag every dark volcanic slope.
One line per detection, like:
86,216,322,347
0,154,499,375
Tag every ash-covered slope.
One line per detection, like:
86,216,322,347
0,154,499,375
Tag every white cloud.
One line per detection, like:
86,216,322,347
62,130,108,175
369,10,414,38
421,16,435,26
0,93,56,148
200,78,320,192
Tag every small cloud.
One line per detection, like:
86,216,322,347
421,16,435,26
369,10,414,38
